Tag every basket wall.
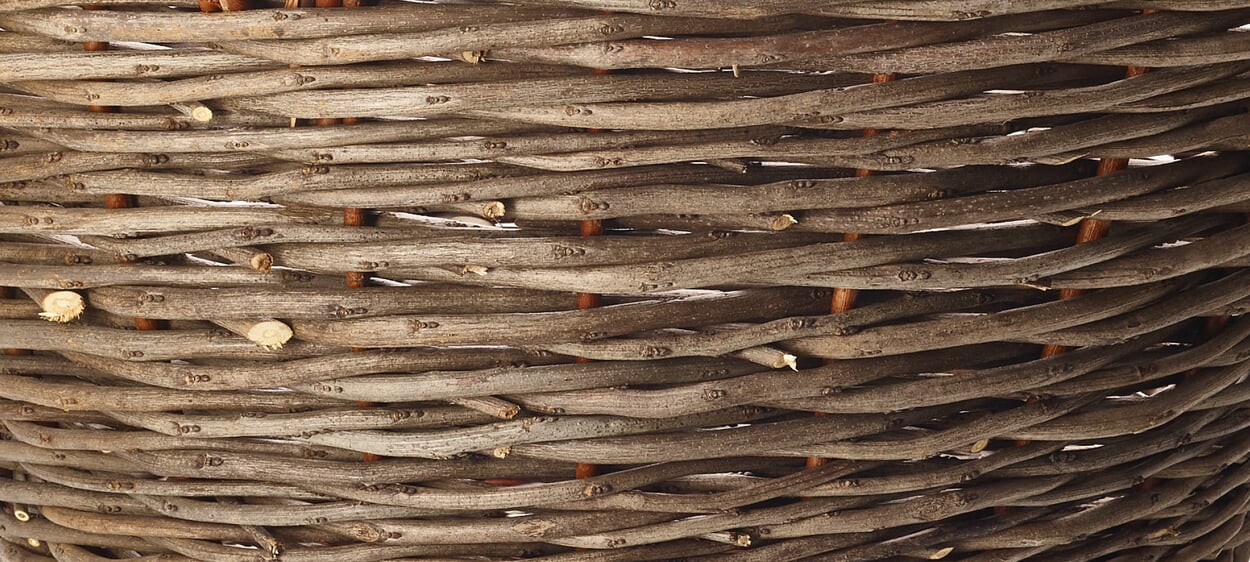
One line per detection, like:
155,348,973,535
3,1,1250,561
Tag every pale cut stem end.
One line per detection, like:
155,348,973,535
246,320,293,350
13,508,30,522
706,158,748,174
771,213,797,231
701,531,751,547
732,345,796,371
170,101,213,123
456,50,487,64
451,396,521,419
482,201,506,222
249,251,274,273
38,290,85,323
928,546,955,560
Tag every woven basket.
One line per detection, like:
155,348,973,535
3,1,1250,560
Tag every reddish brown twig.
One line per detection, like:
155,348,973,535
87,5,162,330
805,71,895,470
1006,9,1161,511
196,0,248,11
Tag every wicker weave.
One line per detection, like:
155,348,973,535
2,1,1250,560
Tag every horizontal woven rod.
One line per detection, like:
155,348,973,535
214,13,807,66
0,5,603,42
0,52,582,88
507,396,1092,464
271,163,845,208
55,161,529,202
1037,156,1250,221
297,359,764,406
0,262,330,289
0,511,164,552
795,149,1246,234
515,342,1038,418
957,463,1246,551
383,223,1071,294
472,0,860,19
1045,221,1250,290
115,447,579,485
0,373,345,412
1066,111,1250,160
77,225,446,259
340,342,1035,407
501,105,1237,172
297,406,772,459
3,419,363,461
755,478,1095,543
116,491,449,527
28,465,329,500
0,206,322,236
804,0,1112,20
1007,438,1234,508
781,275,1192,360
522,329,1165,417
0,320,351,361
1,0,201,10
0,299,39,320
804,62,1250,130
0,241,113,266
0,150,274,184
617,477,1067,548
0,107,202,131
0,442,143,474
89,284,589,319
547,467,897,519
464,64,1107,131
502,162,1092,220
0,134,60,156
0,31,77,53
1040,321,1250,397
106,405,497,438
38,507,344,547
264,232,839,272
0,50,278,82
495,10,1116,70
1028,269,1250,347
794,215,1225,291
58,345,565,390
492,122,1005,171
263,126,789,166
289,286,829,348
815,1,1250,21
147,536,554,562
3,424,357,467
18,120,550,154
319,510,677,546
0,399,108,424
18,71,847,114
782,9,1250,74
1070,33,1250,69
543,289,1018,361
300,457,852,511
